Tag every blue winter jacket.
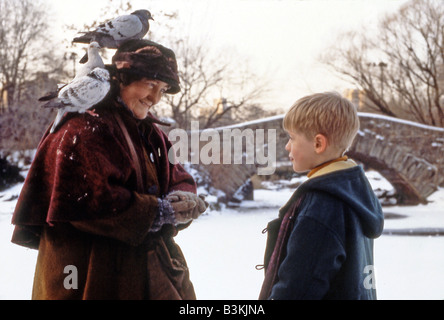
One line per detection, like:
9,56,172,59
269,166,384,300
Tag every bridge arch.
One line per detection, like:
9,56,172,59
348,113,443,204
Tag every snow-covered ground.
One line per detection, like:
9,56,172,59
1,171,444,300
177,186,444,300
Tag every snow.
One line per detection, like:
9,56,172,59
212,114,285,131
0,183,38,300
357,112,444,132
1,172,444,300
196,111,444,133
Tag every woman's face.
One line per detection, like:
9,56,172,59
120,78,170,119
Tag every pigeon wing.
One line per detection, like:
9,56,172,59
77,77,110,108
97,14,143,40
58,74,110,111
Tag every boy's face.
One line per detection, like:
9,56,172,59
285,129,318,173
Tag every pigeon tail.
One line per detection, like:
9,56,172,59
79,53,88,64
39,91,59,102
38,84,67,102
73,35,91,44
41,99,65,109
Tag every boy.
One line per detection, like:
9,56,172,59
259,92,384,300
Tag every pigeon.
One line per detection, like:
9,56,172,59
41,67,111,133
38,41,105,102
73,9,153,63
75,41,105,79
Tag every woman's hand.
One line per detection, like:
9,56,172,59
167,191,209,224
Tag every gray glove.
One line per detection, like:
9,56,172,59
166,190,209,224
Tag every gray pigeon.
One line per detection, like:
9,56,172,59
73,9,153,63
42,67,111,133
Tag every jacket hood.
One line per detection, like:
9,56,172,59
290,166,384,239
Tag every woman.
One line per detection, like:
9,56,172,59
11,39,207,300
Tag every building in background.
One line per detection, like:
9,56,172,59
343,88,379,114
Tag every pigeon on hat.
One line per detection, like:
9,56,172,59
73,10,153,63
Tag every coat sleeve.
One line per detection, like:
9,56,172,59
71,121,197,243
269,201,346,300
70,191,158,246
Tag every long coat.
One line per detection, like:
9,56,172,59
11,100,197,300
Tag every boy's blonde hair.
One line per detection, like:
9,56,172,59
283,92,360,153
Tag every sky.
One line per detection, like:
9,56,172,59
50,0,410,111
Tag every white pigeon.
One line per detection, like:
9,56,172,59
73,9,153,63
38,42,105,102
74,41,105,79
42,67,111,133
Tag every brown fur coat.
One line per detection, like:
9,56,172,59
11,102,197,300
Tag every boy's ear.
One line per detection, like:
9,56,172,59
314,134,328,154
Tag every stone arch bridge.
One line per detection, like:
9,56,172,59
177,113,444,205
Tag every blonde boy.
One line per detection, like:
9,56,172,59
259,92,384,300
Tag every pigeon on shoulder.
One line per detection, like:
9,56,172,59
73,9,153,63
41,67,111,133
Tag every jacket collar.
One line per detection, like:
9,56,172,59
308,156,357,179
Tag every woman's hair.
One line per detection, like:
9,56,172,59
283,92,360,153
102,62,148,102
114,71,146,87
99,65,137,99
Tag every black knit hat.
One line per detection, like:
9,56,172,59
112,39,180,94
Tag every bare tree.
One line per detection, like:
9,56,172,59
159,41,225,129
0,0,51,107
320,0,444,127
0,0,67,159
156,36,268,130
199,57,269,129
